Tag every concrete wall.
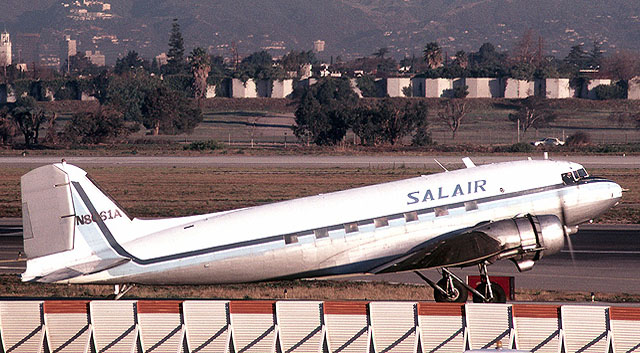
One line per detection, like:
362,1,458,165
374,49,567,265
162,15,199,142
629,76,640,100
466,78,503,98
425,78,453,98
206,84,216,98
272,79,293,98
543,78,575,99
504,79,535,99
386,77,411,97
231,78,257,98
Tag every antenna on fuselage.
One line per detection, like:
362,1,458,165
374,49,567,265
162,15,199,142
434,159,448,172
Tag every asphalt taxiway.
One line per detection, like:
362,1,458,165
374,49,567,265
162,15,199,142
1,155,640,168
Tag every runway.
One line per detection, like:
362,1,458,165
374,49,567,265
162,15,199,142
1,219,638,293
1,154,640,168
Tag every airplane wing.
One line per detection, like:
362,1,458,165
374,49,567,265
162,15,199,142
371,225,504,274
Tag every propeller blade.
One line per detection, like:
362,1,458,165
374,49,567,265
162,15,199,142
558,193,576,265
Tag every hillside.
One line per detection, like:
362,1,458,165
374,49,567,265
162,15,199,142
3,0,640,64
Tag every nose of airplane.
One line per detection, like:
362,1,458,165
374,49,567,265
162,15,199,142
608,179,623,203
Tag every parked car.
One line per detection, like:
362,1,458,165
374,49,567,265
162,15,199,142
531,137,565,146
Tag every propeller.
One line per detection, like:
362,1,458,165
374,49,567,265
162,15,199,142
559,193,576,265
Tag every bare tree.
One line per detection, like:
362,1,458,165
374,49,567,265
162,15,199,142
438,99,467,140
511,29,537,65
601,50,640,81
508,97,556,135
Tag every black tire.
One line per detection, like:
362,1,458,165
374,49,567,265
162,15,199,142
473,282,507,303
434,278,468,303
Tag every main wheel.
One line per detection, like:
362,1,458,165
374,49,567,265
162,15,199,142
473,282,507,303
434,277,468,303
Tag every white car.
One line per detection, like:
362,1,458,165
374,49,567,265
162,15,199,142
532,137,565,146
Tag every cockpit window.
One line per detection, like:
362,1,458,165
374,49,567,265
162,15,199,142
562,168,589,185
561,172,575,185
577,168,588,178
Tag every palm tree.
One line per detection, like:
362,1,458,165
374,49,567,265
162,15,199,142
189,47,211,101
453,50,468,69
423,42,443,69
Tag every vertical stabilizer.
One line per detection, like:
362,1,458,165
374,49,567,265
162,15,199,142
21,162,132,282
21,164,75,258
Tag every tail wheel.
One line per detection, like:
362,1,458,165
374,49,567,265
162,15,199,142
434,277,468,303
473,282,507,303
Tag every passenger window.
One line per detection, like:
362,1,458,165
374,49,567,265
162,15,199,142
284,234,298,244
344,223,358,233
464,201,478,211
404,211,418,222
314,228,328,239
374,217,389,228
435,207,449,217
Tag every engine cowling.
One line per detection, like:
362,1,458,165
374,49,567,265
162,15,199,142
476,214,565,272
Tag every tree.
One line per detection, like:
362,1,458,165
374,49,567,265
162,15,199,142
189,47,211,101
469,42,508,77
63,107,134,144
115,51,149,74
600,51,640,81
453,51,469,69
563,45,589,73
356,74,377,97
511,29,538,65
141,85,203,135
373,47,389,59
10,96,48,148
508,97,557,135
438,99,467,140
236,50,283,80
64,52,97,75
280,50,316,73
423,42,443,69
165,18,186,75
293,77,358,145
588,41,604,69
0,106,17,145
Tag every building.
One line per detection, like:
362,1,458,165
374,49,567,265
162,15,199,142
155,52,168,67
85,50,105,66
61,35,76,70
0,31,11,67
313,40,325,53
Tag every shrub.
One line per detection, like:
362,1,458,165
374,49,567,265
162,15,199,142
494,142,534,153
565,131,591,146
183,140,223,151
593,83,626,100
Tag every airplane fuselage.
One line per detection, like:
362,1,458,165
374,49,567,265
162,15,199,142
21,160,622,285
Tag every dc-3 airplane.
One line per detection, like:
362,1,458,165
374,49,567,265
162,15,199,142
20,158,622,302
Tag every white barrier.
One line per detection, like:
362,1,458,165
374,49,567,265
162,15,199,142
0,300,638,353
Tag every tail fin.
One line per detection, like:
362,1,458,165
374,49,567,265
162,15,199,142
21,162,131,282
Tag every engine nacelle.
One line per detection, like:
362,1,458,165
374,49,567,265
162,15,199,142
474,215,565,272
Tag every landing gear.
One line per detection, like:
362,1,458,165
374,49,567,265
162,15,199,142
472,263,507,303
107,283,135,300
434,276,468,303
415,269,470,303
414,263,507,303
473,282,506,303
